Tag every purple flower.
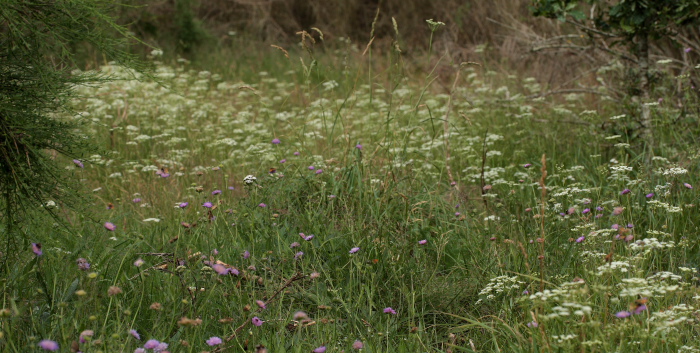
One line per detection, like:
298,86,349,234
280,159,286,163
32,243,42,256
582,208,590,214
132,198,141,203
646,193,654,198
272,138,281,144
252,316,263,326
383,307,396,315
611,224,619,230
104,222,116,231
349,247,360,254
243,250,250,259
308,166,315,170
620,189,631,195
256,300,266,309
455,212,461,216
212,249,219,255
522,290,529,295
212,264,229,275
294,251,304,260
685,47,692,53
596,206,604,211
328,195,336,199
38,340,59,351
356,144,363,150
73,159,84,168
294,151,300,156
179,202,189,208
229,268,240,276
290,242,301,248
352,340,364,350
315,169,323,174
212,190,222,195
206,336,223,346
633,304,647,315
135,349,146,353
684,183,693,189
576,236,585,243
203,202,213,208
134,258,144,267
527,321,538,328
313,346,327,353
523,163,532,168
129,329,140,340
567,207,576,215
77,258,91,270
228,186,235,190
615,311,632,318
595,214,603,219
154,342,168,352
418,239,427,245
258,203,267,208
304,234,314,241
144,340,160,349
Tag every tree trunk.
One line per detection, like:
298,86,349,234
637,31,654,159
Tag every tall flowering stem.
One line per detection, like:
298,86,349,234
538,154,547,292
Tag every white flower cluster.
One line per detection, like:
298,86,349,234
628,238,676,252
243,175,257,185
596,261,633,275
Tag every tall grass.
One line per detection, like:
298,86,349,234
2,24,700,353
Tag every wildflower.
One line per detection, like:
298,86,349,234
567,207,576,214
79,330,94,343
280,159,286,163
212,190,222,195
308,166,315,170
104,222,116,231
228,186,235,190
212,249,219,255
595,214,603,218
611,224,619,230
290,242,301,248
212,264,229,275
612,207,624,216
144,340,160,349
294,151,300,156
38,340,59,351
615,311,631,318
646,193,654,198
315,169,323,174
206,337,223,346
133,198,141,203
73,159,84,168
179,202,189,208
309,272,320,279
527,321,538,328
244,175,257,185
356,144,363,150
633,304,647,315
627,223,634,228
77,258,91,270
576,236,585,243
243,250,250,259
349,247,360,254
229,268,240,276
134,258,144,267
684,183,693,189
596,206,604,211
293,311,308,320
135,349,146,353
582,208,590,214
294,251,304,260
32,243,42,256
455,212,461,216
203,202,213,208
129,329,140,340
304,234,314,241
685,47,692,53
258,203,267,208
620,189,631,195
352,340,364,350
256,300,266,309
252,316,263,326
313,346,327,353
522,290,529,295
108,286,122,296
418,239,427,245
154,342,168,352
383,307,396,315
272,138,281,144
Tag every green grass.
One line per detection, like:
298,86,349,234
2,38,700,353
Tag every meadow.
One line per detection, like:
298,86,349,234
4,34,700,352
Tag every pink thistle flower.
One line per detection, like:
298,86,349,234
527,321,538,328
646,193,654,198
32,243,42,256
615,311,631,318
620,189,631,195
576,236,585,243
243,250,250,259
272,138,281,144
315,169,323,174
132,198,141,203
212,264,229,275
73,159,84,168
294,151,300,156
308,166,315,170
356,144,363,150
290,242,301,248
202,202,213,208
349,247,360,254
38,340,59,351
212,190,222,195
313,346,327,353
280,159,286,163
206,337,223,346
229,268,240,276
352,340,364,350
294,251,304,260
684,183,693,189
418,239,427,245
304,234,314,241
252,316,263,326
104,222,116,231
383,307,396,315
523,163,532,168
256,300,266,309
129,329,140,340
258,203,267,208
179,202,189,208
144,340,160,349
